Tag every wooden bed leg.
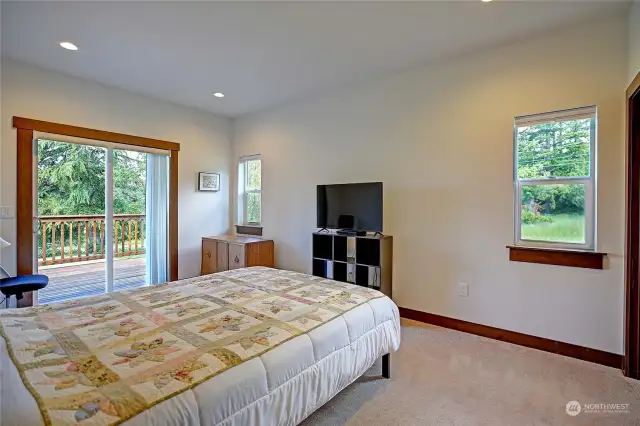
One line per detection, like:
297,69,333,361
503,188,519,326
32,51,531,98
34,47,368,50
382,353,390,379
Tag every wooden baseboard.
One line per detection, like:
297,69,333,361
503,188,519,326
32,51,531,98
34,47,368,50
399,307,622,369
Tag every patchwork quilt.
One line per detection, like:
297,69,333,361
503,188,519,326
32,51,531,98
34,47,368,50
0,267,385,426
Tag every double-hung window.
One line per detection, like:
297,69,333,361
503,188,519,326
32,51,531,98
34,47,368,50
514,106,596,250
238,155,262,226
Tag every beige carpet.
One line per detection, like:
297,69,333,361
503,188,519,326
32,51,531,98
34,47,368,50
301,319,640,426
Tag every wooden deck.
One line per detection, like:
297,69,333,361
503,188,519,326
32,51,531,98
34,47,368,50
38,257,146,304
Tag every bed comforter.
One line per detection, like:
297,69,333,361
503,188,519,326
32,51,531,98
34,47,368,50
0,266,401,426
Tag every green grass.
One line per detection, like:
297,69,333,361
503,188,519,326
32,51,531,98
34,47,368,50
521,214,585,243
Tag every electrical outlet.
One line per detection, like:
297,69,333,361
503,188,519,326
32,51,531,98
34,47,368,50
458,282,469,297
0,206,15,219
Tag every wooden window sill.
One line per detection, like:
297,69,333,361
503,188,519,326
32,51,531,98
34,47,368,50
236,224,263,236
507,245,606,269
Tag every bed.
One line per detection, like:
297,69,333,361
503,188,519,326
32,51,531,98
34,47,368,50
0,266,401,426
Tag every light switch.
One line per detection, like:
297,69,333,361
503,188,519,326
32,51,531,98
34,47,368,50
0,206,15,219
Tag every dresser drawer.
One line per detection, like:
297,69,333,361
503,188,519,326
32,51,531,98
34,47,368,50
246,241,274,267
228,243,246,270
217,242,229,271
201,239,217,274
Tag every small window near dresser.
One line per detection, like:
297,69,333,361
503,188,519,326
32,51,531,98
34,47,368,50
237,155,262,234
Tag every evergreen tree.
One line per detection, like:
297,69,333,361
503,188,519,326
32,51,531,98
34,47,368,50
517,118,590,215
37,140,146,216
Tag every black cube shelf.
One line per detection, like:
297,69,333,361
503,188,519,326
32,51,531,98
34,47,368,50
311,232,392,298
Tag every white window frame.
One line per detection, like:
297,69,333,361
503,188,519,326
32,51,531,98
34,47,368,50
238,154,261,226
513,106,597,251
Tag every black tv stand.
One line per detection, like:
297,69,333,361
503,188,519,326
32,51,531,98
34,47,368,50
312,232,393,297
336,229,366,236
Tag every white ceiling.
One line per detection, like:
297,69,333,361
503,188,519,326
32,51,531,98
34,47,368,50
1,1,628,118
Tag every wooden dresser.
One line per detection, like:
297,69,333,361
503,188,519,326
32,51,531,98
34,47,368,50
201,235,274,274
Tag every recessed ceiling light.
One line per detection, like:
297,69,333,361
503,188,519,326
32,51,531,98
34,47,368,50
213,92,225,98
59,41,78,51
482,0,492,2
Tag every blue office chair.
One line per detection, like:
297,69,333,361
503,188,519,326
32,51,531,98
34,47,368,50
0,275,49,307
0,237,49,307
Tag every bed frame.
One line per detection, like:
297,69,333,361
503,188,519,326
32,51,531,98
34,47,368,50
382,353,390,378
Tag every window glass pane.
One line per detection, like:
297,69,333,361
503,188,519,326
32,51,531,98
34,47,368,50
113,150,147,215
247,192,261,224
517,118,591,179
520,184,585,244
246,159,261,191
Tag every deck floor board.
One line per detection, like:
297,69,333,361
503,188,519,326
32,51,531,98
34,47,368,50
38,257,146,304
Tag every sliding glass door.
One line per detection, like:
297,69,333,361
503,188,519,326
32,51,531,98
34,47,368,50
112,147,152,291
35,139,169,304
36,140,107,303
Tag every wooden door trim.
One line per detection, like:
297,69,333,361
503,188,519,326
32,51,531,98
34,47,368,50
13,117,180,152
15,128,34,307
628,71,640,99
625,71,640,379
169,151,179,281
13,117,180,305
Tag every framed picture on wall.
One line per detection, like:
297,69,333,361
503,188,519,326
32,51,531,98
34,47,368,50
198,172,220,192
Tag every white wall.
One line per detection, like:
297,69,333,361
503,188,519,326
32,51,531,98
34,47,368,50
233,14,628,353
631,0,640,84
0,59,232,280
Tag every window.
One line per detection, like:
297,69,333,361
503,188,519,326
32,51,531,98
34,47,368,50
238,155,262,226
514,106,596,250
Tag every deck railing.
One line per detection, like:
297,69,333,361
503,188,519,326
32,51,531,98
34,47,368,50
38,214,146,266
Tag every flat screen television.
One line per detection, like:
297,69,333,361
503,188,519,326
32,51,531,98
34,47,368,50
317,182,383,232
